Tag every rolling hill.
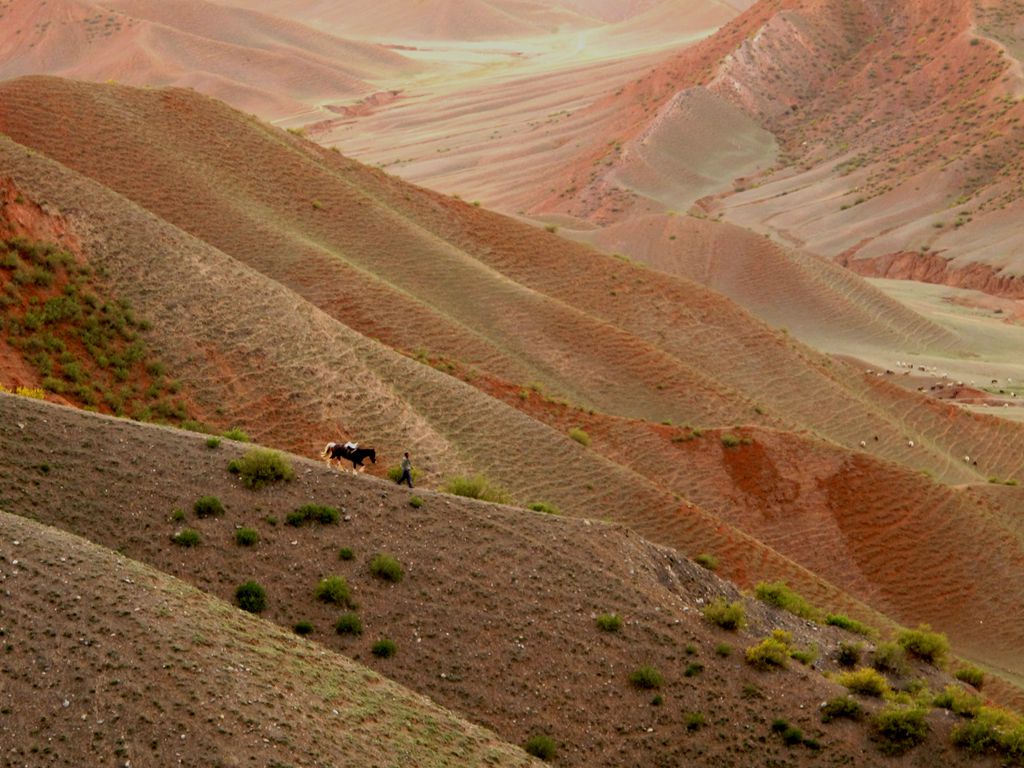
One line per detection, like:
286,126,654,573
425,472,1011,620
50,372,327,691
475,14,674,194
1,76,1023,702
0,393,1003,767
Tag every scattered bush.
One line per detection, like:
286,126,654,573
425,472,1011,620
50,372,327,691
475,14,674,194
228,448,294,489
826,613,875,636
754,581,821,621
222,427,250,442
695,553,718,570
951,706,1021,756
872,706,928,755
837,667,890,697
596,613,622,632
372,638,397,658
527,501,560,515
287,504,339,526
721,433,742,448
293,621,314,636
235,581,266,614
524,735,557,761
790,646,818,665
933,685,982,718
821,696,864,723
684,662,704,677
193,495,225,518
315,576,354,607
369,553,403,583
568,427,591,446
338,547,355,561
235,527,259,546
685,712,705,732
703,599,746,630
715,643,733,657
955,666,985,689
409,495,424,508
872,641,910,676
897,624,949,665
205,436,221,449
335,613,363,636
745,631,792,671
442,474,511,504
172,528,201,547
170,508,186,522
629,665,664,689
836,642,863,668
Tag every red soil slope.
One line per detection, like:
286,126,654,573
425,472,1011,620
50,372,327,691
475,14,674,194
2,77,1024,692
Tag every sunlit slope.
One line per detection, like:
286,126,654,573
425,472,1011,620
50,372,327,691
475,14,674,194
0,0,416,118
3,76,1022,487
0,510,538,768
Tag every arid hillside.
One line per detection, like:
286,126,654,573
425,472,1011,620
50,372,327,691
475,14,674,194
0,0,418,119
1,77,1024,698
0,507,538,768
0,393,1010,767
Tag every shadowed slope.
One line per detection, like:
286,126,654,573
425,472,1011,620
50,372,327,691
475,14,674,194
0,395,1000,766
0,510,537,768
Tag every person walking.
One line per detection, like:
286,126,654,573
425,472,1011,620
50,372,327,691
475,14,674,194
398,451,414,488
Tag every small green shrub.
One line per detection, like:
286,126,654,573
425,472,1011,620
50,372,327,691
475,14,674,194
629,665,664,689
228,448,294,489
369,553,404,583
335,613,363,636
837,667,890,697
951,706,1019,755
955,666,985,688
293,621,314,636
596,613,622,632
409,495,424,508
222,427,250,442
685,712,705,731
714,643,732,657
315,576,353,607
193,495,225,518
527,501,560,515
836,642,862,668
205,436,221,449
172,528,201,547
897,624,949,665
235,527,259,546
703,599,746,630
442,474,511,504
235,581,266,614
826,613,875,636
524,735,557,761
754,581,821,621
695,553,718,570
872,641,910,675
170,508,186,522
821,696,864,723
372,638,397,658
338,547,355,561
568,427,591,446
933,685,982,717
287,504,339,526
790,646,818,665
684,662,704,677
873,706,928,755
721,433,742,448
745,632,791,671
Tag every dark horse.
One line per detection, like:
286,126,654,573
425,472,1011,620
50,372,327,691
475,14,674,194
322,442,376,471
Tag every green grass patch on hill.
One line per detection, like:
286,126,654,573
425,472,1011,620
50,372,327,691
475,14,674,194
228,448,294,489
442,474,511,504
754,581,821,622
0,235,194,424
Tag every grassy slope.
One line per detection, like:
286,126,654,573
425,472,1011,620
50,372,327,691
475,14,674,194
0,394,992,767
0,509,538,768
1,77,1023,688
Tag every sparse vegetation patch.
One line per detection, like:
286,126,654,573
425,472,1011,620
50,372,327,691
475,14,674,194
442,474,511,504
369,554,403,583
235,581,266,614
897,624,948,665
228,448,294,489
524,735,557,761
703,598,746,630
287,504,339,526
